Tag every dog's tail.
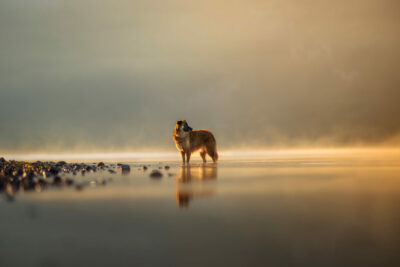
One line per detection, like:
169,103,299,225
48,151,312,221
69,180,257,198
213,149,218,163
206,134,218,163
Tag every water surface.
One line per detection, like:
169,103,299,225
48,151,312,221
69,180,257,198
1,150,400,266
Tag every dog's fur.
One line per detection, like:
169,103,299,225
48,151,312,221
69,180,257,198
173,120,218,163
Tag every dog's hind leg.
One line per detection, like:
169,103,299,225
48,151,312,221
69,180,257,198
206,143,218,163
180,151,186,164
186,152,191,164
200,150,207,163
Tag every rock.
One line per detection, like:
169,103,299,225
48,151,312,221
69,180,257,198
121,164,130,175
149,170,163,178
121,164,130,170
143,166,148,171
97,162,105,167
49,166,60,176
108,169,116,174
0,159,113,200
164,166,170,170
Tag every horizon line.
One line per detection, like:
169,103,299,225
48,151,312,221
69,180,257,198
3,147,400,161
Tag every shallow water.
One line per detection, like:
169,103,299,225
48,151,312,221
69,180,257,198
1,150,400,266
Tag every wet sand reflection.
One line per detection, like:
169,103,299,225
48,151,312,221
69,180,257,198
175,164,217,208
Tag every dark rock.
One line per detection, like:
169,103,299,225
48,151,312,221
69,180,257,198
97,162,105,167
108,169,116,174
149,170,163,178
164,166,170,170
65,178,74,186
121,164,130,170
49,166,60,176
121,164,130,175
75,184,83,191
143,166,148,171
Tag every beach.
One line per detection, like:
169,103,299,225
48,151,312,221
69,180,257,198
1,149,400,266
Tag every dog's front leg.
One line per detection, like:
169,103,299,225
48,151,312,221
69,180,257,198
186,152,191,164
181,151,186,164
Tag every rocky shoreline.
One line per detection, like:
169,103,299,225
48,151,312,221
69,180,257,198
0,157,169,201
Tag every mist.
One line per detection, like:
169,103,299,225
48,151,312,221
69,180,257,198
1,0,400,153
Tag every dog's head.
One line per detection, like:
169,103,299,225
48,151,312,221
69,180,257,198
175,120,193,136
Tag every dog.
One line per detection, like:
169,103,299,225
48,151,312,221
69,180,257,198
173,120,218,163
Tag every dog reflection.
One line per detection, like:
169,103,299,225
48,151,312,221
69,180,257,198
176,164,217,183
175,165,217,208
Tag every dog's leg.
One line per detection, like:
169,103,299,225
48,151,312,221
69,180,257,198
200,151,206,163
206,142,218,163
181,151,186,164
186,152,191,163
206,150,217,163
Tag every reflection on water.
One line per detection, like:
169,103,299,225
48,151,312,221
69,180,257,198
175,164,217,208
175,164,218,182
2,151,400,266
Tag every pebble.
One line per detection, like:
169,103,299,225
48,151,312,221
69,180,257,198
97,162,105,167
120,164,131,175
0,158,114,200
121,164,130,170
149,170,163,178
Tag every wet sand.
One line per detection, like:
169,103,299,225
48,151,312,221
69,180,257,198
1,150,400,267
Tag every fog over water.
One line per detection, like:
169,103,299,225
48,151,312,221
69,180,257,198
1,0,400,153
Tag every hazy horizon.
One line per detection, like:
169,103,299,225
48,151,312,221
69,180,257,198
1,0,400,153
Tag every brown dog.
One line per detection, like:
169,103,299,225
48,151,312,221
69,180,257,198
173,120,218,163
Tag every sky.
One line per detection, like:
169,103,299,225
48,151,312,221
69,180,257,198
1,0,400,153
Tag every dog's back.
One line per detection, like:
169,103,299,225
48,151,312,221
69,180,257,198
189,130,218,162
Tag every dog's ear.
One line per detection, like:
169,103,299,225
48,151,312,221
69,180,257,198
176,120,182,125
183,121,193,132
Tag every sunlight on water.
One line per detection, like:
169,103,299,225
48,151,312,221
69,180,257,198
5,147,400,162
1,148,400,266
